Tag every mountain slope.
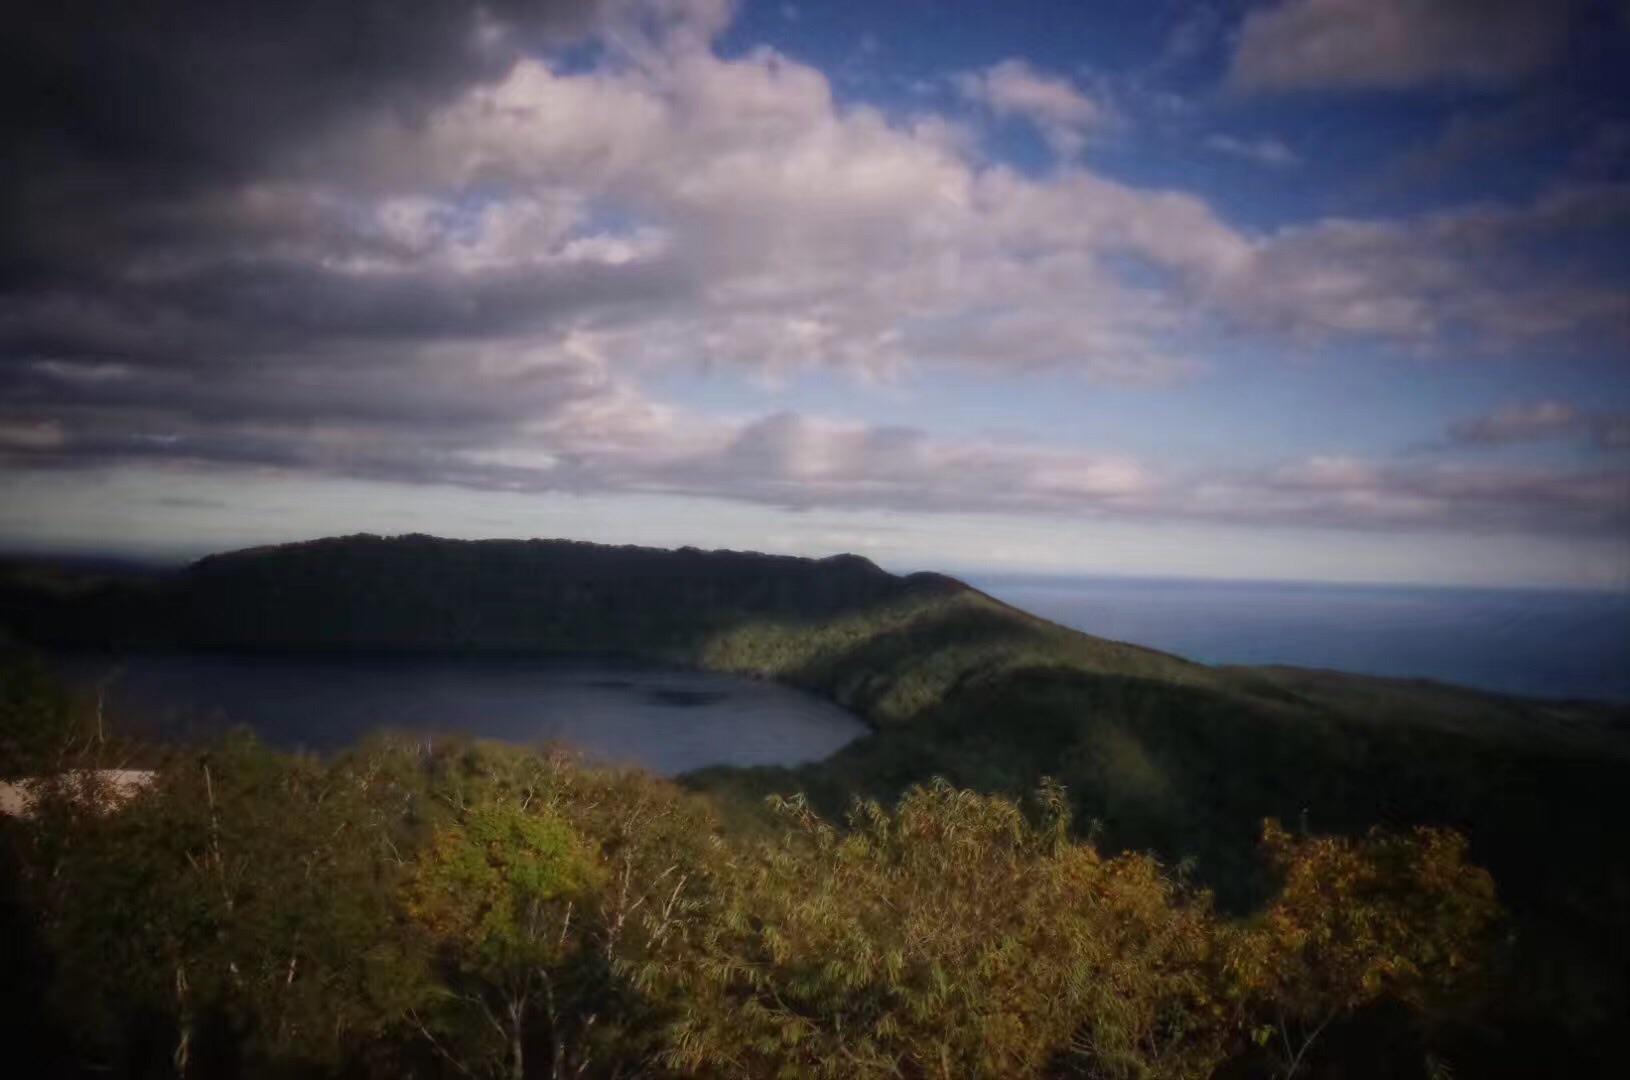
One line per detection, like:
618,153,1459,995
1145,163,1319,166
4,533,1629,1060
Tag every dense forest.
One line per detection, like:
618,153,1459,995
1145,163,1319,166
3,534,1629,1076
0,674,1501,1079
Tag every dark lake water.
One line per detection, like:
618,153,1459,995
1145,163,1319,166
56,655,868,775
973,574,1630,703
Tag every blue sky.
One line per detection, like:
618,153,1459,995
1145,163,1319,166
1,0,1628,587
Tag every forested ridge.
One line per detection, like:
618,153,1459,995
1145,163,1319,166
3,533,1629,1076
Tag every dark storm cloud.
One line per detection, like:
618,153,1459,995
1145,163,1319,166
6,345,612,431
0,0,600,181
1,252,692,368
1228,0,1580,93
0,0,619,297
0,0,701,486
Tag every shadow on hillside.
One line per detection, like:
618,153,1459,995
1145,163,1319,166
684,658,1630,1069
695,661,1630,924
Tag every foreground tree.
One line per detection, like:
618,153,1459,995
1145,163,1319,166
0,648,76,774
404,742,725,1079
408,802,599,1079
1225,820,1503,1077
9,718,1506,1079
19,732,425,1075
663,779,1230,1079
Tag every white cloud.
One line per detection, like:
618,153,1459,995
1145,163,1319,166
316,44,1628,370
4,0,1627,544
1207,187,1630,350
1449,400,1582,444
649,412,1165,514
1204,132,1300,168
1183,455,1630,534
1229,0,1572,93
956,59,1108,159
1445,400,1630,451
314,44,1233,382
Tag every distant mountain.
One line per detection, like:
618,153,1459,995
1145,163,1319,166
4,532,1629,1065
0,533,943,656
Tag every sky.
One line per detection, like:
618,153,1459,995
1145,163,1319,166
1,0,1628,588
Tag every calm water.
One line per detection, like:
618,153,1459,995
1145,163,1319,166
973,575,1630,703
57,655,867,774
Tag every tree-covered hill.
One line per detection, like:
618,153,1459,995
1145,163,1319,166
3,533,1629,1073
1,534,955,658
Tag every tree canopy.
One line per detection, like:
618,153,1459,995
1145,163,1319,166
5,726,1503,1079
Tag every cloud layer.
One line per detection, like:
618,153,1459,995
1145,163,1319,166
1448,401,1630,451
1204,133,1300,168
1229,0,1574,92
1,0,1626,545
957,59,1109,159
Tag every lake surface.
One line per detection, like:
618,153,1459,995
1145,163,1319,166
57,655,868,775
973,575,1630,703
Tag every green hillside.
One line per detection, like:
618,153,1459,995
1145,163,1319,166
3,534,1629,1073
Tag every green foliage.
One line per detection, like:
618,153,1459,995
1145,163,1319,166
18,731,425,1073
406,801,596,1079
0,648,75,774
1224,822,1504,1076
1245,821,1502,1012
377,739,730,1080
410,804,594,965
693,664,1630,1069
661,778,1230,1079
7,722,1508,1080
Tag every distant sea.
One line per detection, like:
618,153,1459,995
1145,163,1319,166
969,575,1630,703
